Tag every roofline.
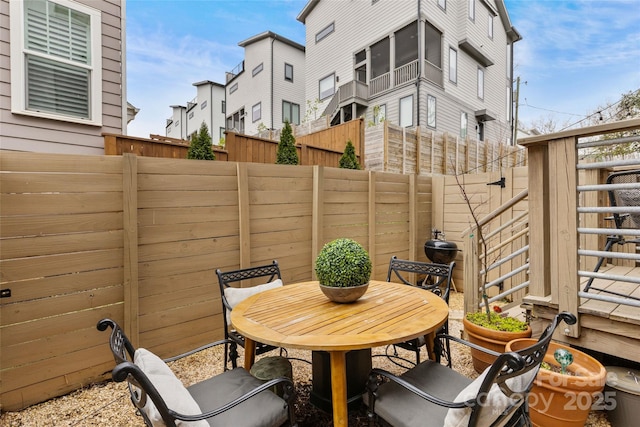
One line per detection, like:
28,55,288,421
192,80,224,88
169,105,185,109
238,31,305,51
495,0,522,43
296,0,318,24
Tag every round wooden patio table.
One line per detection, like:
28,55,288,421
231,280,449,427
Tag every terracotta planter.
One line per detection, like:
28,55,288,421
462,316,532,373
506,339,606,427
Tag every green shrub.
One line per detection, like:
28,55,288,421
276,121,299,165
315,238,371,287
339,140,361,169
465,311,529,332
187,122,215,160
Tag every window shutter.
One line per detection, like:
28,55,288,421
24,0,91,118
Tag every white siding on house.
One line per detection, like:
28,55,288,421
299,0,516,144
226,32,305,136
1,0,124,154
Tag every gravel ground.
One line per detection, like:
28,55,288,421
0,293,611,426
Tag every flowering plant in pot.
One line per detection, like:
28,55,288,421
315,238,372,303
456,174,532,372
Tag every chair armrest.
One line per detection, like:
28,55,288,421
435,333,502,357
163,339,234,363
368,368,473,410
173,377,295,422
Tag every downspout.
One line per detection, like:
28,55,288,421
416,0,421,127
271,37,275,130
120,1,127,134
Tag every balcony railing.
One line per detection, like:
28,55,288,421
370,73,391,96
424,60,443,87
394,60,419,86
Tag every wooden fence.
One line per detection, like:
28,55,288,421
104,119,364,169
0,151,430,411
365,121,527,175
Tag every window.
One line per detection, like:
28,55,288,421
449,48,457,84
221,100,225,114
488,15,494,39
229,83,238,94
425,23,442,68
468,0,475,20
460,112,468,138
252,63,263,77
316,22,334,43
438,0,446,10
201,100,208,110
395,22,418,68
373,104,386,125
252,103,261,122
477,68,484,99
283,101,300,125
220,127,225,140
371,37,390,78
319,74,335,100
284,63,293,82
427,95,436,128
10,0,102,124
188,111,194,119
399,95,413,128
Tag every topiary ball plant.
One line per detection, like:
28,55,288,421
315,238,372,287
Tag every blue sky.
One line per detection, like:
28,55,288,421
125,0,640,138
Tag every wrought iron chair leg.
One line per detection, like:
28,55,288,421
229,342,239,369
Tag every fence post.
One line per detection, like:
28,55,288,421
312,165,324,280
368,171,377,277
122,154,139,347
237,163,251,269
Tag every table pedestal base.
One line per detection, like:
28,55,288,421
310,349,372,413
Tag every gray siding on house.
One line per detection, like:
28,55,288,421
0,0,124,155
301,0,515,144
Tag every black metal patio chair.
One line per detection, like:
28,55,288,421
216,260,286,369
385,256,456,368
583,169,640,300
97,318,296,427
364,311,577,427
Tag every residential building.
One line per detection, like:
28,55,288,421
1,0,126,154
225,31,306,136
297,0,521,144
165,81,225,141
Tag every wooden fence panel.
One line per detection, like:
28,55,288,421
0,152,125,411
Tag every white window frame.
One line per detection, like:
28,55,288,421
427,95,436,128
438,0,446,11
468,0,475,21
477,68,485,99
373,104,386,125
229,83,238,94
319,73,335,100
449,48,457,84
10,0,103,125
399,95,413,128
252,102,261,122
460,112,468,138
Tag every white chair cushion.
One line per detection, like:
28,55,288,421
224,279,283,324
443,365,535,427
134,348,208,427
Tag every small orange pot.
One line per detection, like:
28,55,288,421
506,339,606,427
463,316,532,373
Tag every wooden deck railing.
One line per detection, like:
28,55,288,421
519,118,640,338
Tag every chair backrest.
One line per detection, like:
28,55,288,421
216,260,282,332
97,318,187,427
468,312,577,426
386,256,455,302
97,318,136,365
607,169,640,229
